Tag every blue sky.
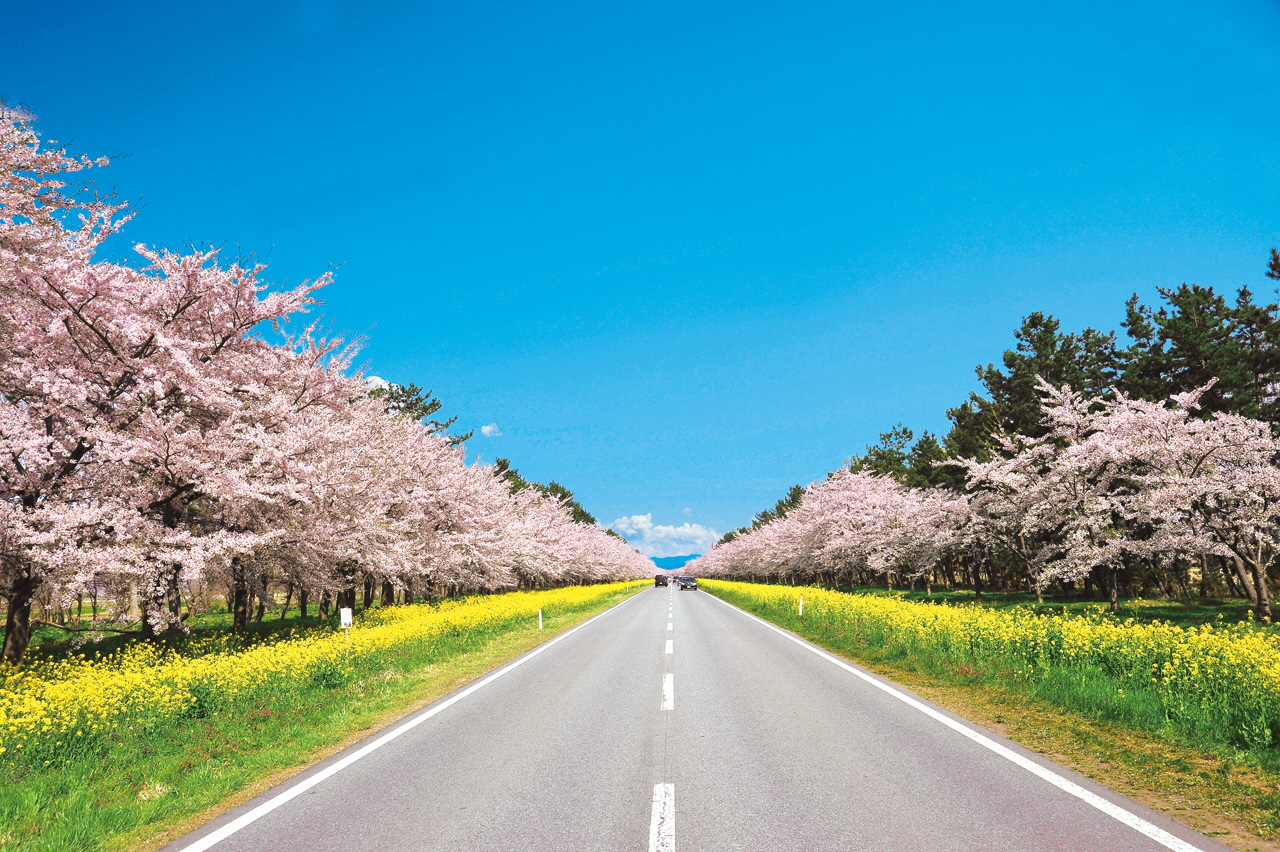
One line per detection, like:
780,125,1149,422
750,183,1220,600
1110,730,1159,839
8,0,1280,556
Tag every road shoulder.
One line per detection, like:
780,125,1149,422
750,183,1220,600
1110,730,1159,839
703,588,1277,852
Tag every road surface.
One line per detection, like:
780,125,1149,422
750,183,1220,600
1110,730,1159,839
164,586,1232,852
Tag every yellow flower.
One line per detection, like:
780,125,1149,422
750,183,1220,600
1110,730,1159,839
0,583,630,765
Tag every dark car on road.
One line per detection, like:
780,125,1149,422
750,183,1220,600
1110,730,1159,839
675,577,698,590
654,575,669,587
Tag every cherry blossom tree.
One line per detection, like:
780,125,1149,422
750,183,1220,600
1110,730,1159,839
691,471,967,589
1041,382,1280,621
693,376,1280,624
1,114,649,664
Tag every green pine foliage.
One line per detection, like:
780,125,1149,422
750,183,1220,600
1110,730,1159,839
368,382,474,445
492,458,600,526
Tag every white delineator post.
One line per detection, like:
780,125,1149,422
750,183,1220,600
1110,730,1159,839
798,594,804,617
340,607,353,645
538,609,543,629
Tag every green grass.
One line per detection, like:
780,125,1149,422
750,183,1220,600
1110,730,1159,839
26,602,379,663
0,588,637,852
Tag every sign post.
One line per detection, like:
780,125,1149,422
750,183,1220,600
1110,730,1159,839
340,607,353,644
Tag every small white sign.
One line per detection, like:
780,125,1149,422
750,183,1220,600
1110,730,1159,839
339,607,353,629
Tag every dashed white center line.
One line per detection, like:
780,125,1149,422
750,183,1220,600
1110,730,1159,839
649,783,675,852
655,590,675,849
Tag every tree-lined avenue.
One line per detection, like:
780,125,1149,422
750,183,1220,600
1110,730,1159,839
163,588,1231,852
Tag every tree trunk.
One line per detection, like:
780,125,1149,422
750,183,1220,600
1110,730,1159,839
404,578,414,606
166,567,182,632
279,583,294,620
1254,571,1272,623
254,573,269,622
362,574,374,611
380,580,395,608
1249,548,1272,623
140,590,156,640
2,571,41,665
1154,562,1175,599
1231,555,1258,606
299,587,309,620
1108,566,1120,614
231,559,251,630
333,562,356,613
318,590,331,620
153,503,187,637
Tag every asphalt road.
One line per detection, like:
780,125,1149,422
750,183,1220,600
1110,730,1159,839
165,586,1234,852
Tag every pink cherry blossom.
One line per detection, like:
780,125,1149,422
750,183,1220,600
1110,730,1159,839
1,115,650,664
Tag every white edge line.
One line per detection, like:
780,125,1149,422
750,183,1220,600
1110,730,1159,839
649,782,675,852
703,592,1207,852
177,589,648,852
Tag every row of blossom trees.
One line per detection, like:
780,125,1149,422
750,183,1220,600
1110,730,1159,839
689,381,1280,622
0,114,650,664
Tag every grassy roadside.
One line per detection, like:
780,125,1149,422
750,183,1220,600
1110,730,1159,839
0,585,642,852
704,583,1280,852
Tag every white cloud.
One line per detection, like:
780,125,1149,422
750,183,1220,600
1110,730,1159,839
480,423,502,437
683,507,692,516
610,513,720,558
364,375,391,391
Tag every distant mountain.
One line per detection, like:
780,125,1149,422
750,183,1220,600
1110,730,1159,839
651,554,700,571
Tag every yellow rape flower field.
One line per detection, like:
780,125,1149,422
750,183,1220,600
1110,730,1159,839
0,583,633,772
709,581,1280,750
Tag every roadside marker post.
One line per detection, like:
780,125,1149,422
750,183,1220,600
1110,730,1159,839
799,594,804,617
339,607,353,645
538,608,543,630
